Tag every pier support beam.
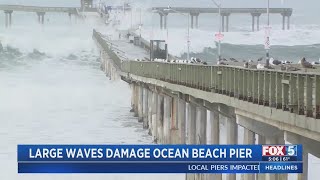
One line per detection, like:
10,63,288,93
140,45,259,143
164,14,168,29
163,95,172,144
297,150,308,180
235,113,283,138
186,102,196,180
157,94,164,143
190,14,194,29
221,15,225,32
207,110,222,180
147,90,153,134
284,131,320,180
138,86,144,122
265,133,287,180
256,135,266,180
281,13,291,30
195,106,207,180
160,12,168,29
151,91,158,140
195,14,199,28
242,128,255,180
142,88,149,128
36,12,45,24
282,15,285,30
132,84,139,117
252,15,255,32
236,114,289,180
226,118,237,180
4,10,13,28
196,106,207,144
221,13,230,32
220,105,237,180
190,13,199,29
226,15,229,32
130,83,136,113
257,15,260,31
159,13,163,29
251,13,261,32
170,98,180,144
187,103,196,144
68,12,73,22
178,98,186,144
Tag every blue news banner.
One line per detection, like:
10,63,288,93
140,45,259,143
17,145,303,174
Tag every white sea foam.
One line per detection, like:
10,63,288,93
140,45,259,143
132,25,320,57
0,11,183,180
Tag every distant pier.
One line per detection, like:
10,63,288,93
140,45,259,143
152,7,293,31
0,0,97,26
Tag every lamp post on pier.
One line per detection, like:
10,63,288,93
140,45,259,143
265,0,271,67
211,0,223,61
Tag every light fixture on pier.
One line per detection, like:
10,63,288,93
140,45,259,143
265,0,271,67
211,0,223,61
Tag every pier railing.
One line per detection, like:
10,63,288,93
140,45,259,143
121,61,320,119
93,29,122,70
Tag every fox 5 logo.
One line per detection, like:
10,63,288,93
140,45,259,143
262,145,297,156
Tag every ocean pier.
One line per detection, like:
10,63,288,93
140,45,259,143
152,7,293,31
0,0,97,26
93,28,319,180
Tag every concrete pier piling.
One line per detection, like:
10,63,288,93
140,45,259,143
170,98,180,144
187,103,196,144
178,99,186,144
221,13,230,32
36,12,45,24
256,135,266,180
4,10,13,27
284,131,317,180
130,84,135,112
190,13,200,29
151,92,158,140
221,106,237,180
143,88,149,128
134,85,139,117
243,128,255,180
159,13,163,29
164,13,168,30
157,94,164,143
138,86,144,122
251,13,261,31
281,12,291,30
208,110,222,180
163,96,172,144
147,90,153,134
298,151,308,180
186,102,196,180
196,106,207,144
